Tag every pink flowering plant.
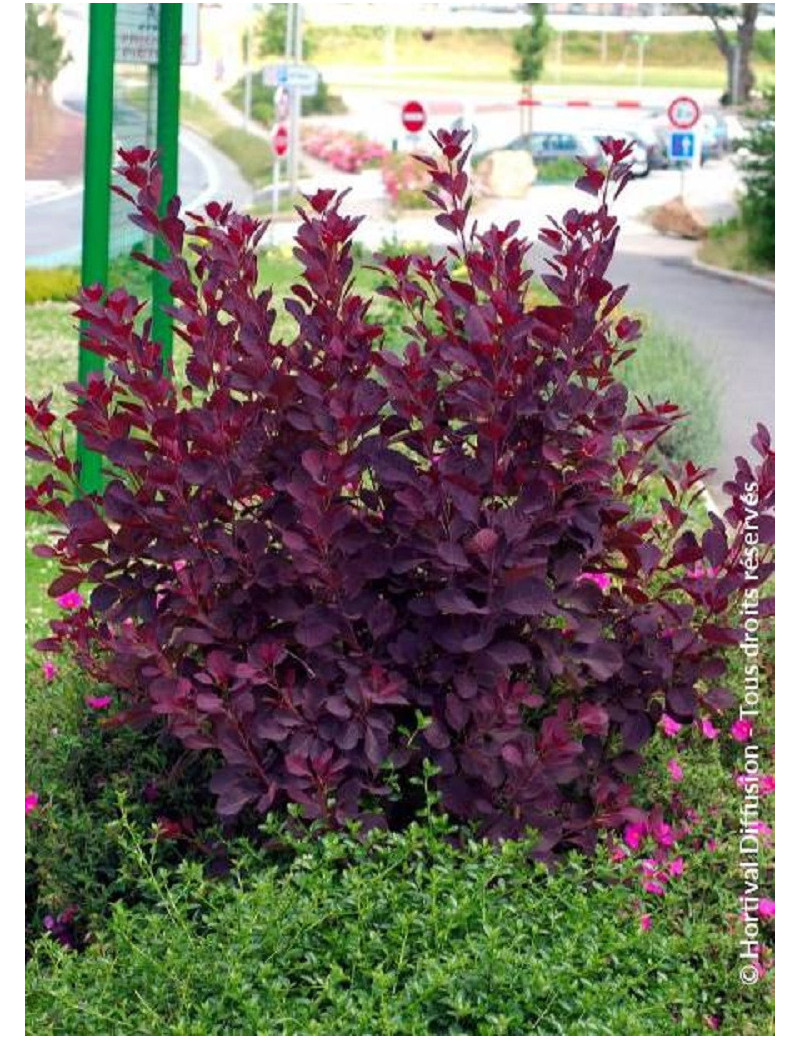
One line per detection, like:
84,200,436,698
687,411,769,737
25,132,775,856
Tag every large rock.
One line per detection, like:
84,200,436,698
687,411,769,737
475,149,536,198
651,197,709,240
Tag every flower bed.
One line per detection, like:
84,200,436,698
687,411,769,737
302,125,387,173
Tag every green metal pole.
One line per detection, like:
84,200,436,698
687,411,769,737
152,3,183,369
77,3,117,495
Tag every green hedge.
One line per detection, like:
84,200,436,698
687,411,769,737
26,813,772,1036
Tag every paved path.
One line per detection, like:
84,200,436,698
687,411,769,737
610,231,774,499
25,125,252,267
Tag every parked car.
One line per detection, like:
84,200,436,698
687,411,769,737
587,130,656,177
503,130,602,166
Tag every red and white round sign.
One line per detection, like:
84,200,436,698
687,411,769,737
667,95,701,130
272,123,289,157
401,100,427,134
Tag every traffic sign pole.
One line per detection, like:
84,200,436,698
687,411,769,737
152,4,183,371
77,2,116,495
667,95,701,204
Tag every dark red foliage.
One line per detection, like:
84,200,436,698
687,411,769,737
26,132,775,855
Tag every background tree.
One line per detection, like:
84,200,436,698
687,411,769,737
738,85,775,267
254,3,315,61
512,4,550,134
685,3,759,105
25,4,70,94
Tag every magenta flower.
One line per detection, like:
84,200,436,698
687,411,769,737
652,822,675,848
703,1015,721,1032
640,914,652,931
85,695,112,710
25,791,39,815
579,572,611,591
760,775,775,795
706,838,718,852
667,758,684,782
643,880,665,896
758,898,775,919
610,845,628,863
730,718,753,743
623,821,647,850
42,661,58,683
660,715,682,738
669,857,685,877
56,590,84,610
700,718,719,740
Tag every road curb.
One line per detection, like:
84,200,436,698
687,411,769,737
690,257,775,295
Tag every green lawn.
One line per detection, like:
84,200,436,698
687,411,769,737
310,27,774,91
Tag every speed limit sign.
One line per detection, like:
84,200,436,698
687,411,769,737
667,95,701,130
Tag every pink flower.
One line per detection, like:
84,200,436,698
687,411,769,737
652,822,675,848
752,820,772,838
757,898,775,919
42,661,58,683
25,791,39,815
661,714,682,737
610,845,628,863
643,880,665,896
174,559,187,572
669,857,685,877
56,590,83,610
730,718,753,743
667,758,684,782
623,821,647,850
579,572,611,591
703,1014,721,1031
640,914,652,931
687,564,719,579
760,775,775,795
706,838,718,852
85,695,112,710
700,718,719,740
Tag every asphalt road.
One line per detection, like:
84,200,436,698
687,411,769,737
610,235,775,498
25,124,252,267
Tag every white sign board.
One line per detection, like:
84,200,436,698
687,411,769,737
115,4,201,66
262,64,320,97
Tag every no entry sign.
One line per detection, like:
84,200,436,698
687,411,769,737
272,123,289,157
401,100,427,134
667,95,701,130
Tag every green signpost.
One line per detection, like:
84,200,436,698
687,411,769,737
76,3,184,493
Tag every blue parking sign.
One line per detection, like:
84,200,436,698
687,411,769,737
669,131,696,161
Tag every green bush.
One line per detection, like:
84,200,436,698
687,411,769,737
225,73,346,125
26,808,772,1036
738,87,775,269
25,267,80,305
25,249,153,305
535,156,583,183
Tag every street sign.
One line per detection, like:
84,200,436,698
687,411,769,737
401,100,427,134
667,95,701,130
669,131,696,162
272,123,289,158
263,64,320,96
115,3,200,65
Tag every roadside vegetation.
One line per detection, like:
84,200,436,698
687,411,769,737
309,26,775,91
25,140,774,1035
697,86,775,276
